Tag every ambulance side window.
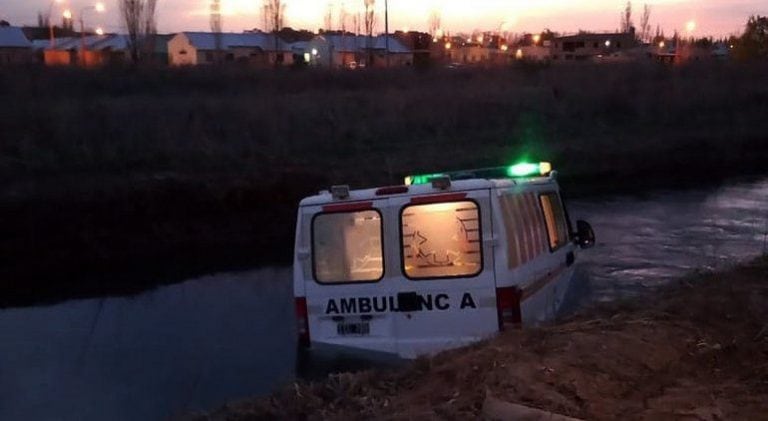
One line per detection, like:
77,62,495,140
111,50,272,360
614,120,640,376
400,200,483,280
499,192,550,269
312,210,384,284
539,192,569,251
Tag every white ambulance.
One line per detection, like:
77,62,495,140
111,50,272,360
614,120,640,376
293,163,595,359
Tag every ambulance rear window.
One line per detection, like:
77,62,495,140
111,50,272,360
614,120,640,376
312,210,384,284
401,201,483,280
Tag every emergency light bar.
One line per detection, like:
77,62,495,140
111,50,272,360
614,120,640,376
404,162,553,185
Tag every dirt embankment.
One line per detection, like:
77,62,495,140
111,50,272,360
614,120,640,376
199,258,768,420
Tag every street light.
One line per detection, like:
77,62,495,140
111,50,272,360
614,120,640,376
79,2,106,65
95,27,104,36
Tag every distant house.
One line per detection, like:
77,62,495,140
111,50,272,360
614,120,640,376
40,35,132,66
306,34,413,68
551,30,638,62
167,32,294,66
306,34,361,68
516,45,551,62
447,42,491,64
0,26,33,64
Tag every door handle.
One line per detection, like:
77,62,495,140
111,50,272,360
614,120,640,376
397,292,420,312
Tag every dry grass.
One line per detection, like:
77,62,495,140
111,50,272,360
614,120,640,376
1,61,767,306
2,61,768,187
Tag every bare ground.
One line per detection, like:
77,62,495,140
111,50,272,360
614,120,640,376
197,257,768,420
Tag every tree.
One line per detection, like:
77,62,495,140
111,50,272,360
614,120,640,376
620,1,633,33
363,0,375,65
428,9,441,38
210,0,222,64
639,4,651,42
734,15,768,60
263,0,286,66
0,20,10,28
119,0,158,63
324,1,333,31
263,0,285,32
338,1,347,33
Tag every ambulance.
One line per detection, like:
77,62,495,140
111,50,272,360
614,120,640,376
293,163,595,359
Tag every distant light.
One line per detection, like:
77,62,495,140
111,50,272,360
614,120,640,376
515,48,523,59
311,48,318,56
533,34,541,44
444,42,451,50
477,35,484,43
432,37,438,42
500,44,508,52
604,40,611,47
62,9,72,19
686,20,696,32
95,2,106,12
303,52,310,62
95,27,104,35
403,27,409,33
435,28,443,37
730,44,734,49
659,41,665,48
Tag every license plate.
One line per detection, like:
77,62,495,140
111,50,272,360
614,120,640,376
337,322,370,336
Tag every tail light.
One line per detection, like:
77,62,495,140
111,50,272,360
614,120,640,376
295,297,310,348
496,287,522,331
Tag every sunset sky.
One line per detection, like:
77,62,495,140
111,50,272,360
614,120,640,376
2,0,765,38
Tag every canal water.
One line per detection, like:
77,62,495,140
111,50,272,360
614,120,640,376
1,178,766,420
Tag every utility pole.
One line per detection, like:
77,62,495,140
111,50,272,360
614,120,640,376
384,0,389,67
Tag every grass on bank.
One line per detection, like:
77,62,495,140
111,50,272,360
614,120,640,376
1,61,767,306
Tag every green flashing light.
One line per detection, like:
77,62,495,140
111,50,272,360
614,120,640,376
506,162,552,178
404,173,446,186
405,162,553,185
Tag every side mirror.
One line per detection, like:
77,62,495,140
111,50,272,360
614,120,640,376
575,220,595,249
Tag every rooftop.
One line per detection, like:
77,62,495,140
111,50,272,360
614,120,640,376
0,26,32,48
181,32,292,52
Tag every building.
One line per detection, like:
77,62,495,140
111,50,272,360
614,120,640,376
306,34,362,68
550,30,638,62
0,26,33,64
40,35,132,66
167,32,295,66
306,34,413,68
515,45,551,62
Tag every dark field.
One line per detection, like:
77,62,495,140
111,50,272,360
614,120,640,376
2,62,768,307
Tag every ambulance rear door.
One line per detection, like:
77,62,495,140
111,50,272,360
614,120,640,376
386,189,498,358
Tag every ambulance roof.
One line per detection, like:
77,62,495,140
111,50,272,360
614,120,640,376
299,175,558,207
